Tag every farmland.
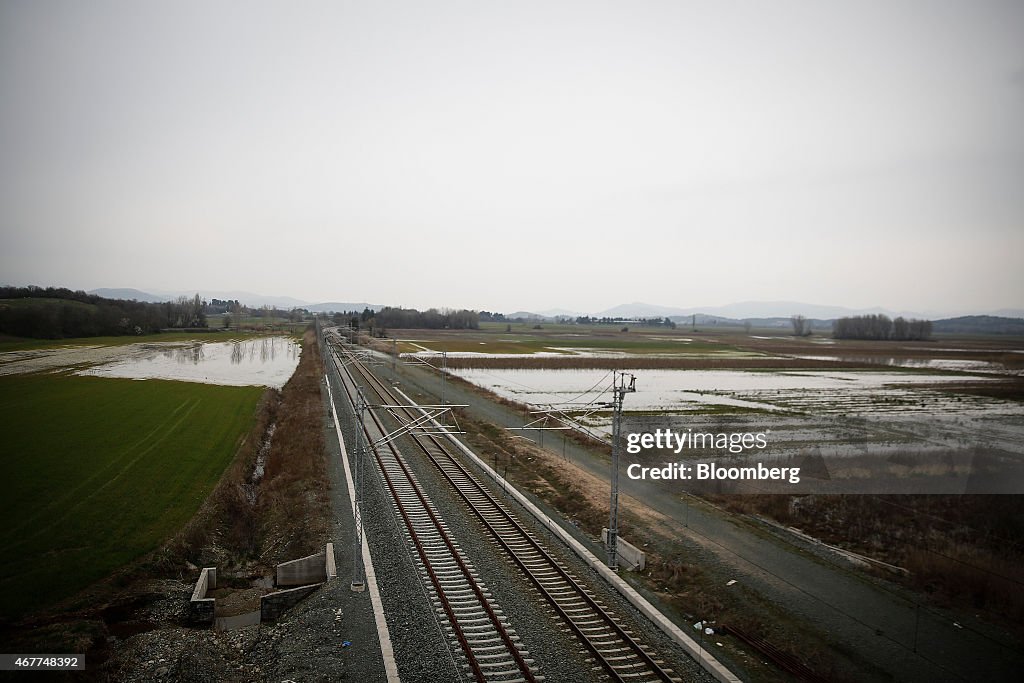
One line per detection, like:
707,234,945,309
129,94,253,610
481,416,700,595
377,322,1024,678
395,324,1024,488
384,321,1024,374
0,373,263,619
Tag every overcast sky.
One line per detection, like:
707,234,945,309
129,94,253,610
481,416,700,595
1,0,1022,314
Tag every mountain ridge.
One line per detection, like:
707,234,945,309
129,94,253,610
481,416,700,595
80,288,1020,321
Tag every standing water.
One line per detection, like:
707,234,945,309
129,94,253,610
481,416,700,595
77,336,300,388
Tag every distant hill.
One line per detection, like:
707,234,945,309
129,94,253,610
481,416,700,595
931,316,1024,335
88,287,166,303
536,308,581,318
90,288,310,309
668,314,834,330
505,311,546,321
673,314,1024,334
305,302,385,313
597,300,930,320
595,302,689,318
989,308,1024,319
686,300,913,320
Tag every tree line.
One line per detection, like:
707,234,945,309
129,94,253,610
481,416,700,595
833,314,932,340
329,306,479,335
376,306,478,330
573,316,677,328
477,311,678,328
0,286,207,339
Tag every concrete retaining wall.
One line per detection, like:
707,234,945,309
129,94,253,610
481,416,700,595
260,583,323,621
189,567,217,624
276,544,336,586
188,551,336,628
602,528,647,571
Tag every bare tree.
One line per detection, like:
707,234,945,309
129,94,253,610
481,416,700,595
892,316,909,341
791,314,809,337
192,293,206,327
833,314,930,340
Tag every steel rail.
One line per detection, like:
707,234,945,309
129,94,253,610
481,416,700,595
329,337,537,683
344,342,680,683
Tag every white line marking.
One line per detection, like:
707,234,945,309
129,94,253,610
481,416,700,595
326,374,401,683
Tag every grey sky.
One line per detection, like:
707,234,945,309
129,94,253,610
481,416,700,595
1,0,1022,314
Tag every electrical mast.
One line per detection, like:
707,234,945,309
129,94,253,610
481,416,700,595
607,370,636,571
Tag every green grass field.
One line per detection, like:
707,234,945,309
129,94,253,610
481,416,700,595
0,373,263,619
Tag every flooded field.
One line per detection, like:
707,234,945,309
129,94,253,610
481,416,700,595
450,367,1024,461
449,367,1010,414
389,326,1024,377
385,327,1024,470
789,355,1020,375
0,336,300,388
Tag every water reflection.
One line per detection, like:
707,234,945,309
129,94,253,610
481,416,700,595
179,343,204,365
153,343,206,365
78,336,301,388
228,337,297,365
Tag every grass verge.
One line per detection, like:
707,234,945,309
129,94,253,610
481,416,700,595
0,326,330,675
0,373,263,621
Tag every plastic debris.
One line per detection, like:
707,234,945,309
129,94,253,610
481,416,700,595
342,641,352,647
693,621,703,631
726,579,737,586
705,627,715,636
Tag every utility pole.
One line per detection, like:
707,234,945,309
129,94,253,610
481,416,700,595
440,350,447,406
607,370,636,571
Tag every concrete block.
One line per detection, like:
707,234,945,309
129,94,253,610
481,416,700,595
601,529,647,571
276,551,328,587
260,583,322,621
325,542,337,580
189,567,217,624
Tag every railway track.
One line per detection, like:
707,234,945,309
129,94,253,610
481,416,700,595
329,336,539,683
328,332,682,683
